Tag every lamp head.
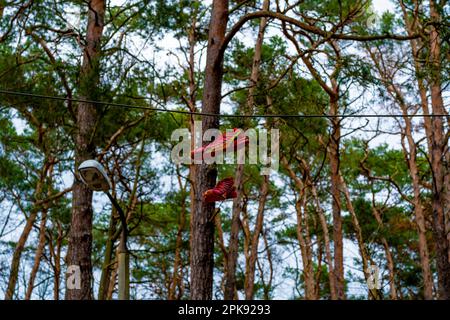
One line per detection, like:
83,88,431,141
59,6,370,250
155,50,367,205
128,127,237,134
78,160,111,192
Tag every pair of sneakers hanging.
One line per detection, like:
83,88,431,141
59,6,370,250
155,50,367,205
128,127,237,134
191,128,248,203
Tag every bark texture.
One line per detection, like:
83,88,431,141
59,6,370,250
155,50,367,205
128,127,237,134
190,0,229,300
65,0,105,300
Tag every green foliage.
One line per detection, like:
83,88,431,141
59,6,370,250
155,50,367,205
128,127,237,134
0,0,446,301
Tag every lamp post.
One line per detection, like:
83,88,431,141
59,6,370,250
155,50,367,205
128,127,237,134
78,160,130,300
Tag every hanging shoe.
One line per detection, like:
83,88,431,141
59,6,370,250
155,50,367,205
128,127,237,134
203,177,237,202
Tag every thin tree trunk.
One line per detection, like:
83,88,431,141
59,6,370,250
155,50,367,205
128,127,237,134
244,175,269,300
340,175,382,300
224,0,269,299
241,205,252,299
329,95,345,299
295,195,316,300
98,212,118,299
48,220,63,300
224,159,245,300
4,161,49,300
281,157,317,299
284,23,345,299
400,117,433,299
371,203,397,300
359,147,397,299
54,239,62,300
25,162,54,299
107,255,118,300
260,229,273,299
65,0,105,300
183,11,200,300
215,209,229,296
190,0,229,300
24,208,48,300
169,168,188,300
5,210,40,300
300,49,345,299
303,159,337,300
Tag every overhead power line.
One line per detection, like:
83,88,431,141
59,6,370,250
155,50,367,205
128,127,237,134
0,89,448,119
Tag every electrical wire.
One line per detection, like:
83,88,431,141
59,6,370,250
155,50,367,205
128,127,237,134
0,89,448,119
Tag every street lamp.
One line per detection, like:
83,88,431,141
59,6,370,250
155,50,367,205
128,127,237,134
78,159,130,300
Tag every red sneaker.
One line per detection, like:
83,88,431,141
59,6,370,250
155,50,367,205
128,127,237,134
203,177,237,202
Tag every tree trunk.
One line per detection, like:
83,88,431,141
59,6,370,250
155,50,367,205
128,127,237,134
370,203,397,300
224,161,244,300
4,160,49,300
5,208,40,300
190,0,229,300
303,159,337,300
428,0,450,300
244,175,269,300
260,229,273,299
25,161,55,299
341,176,382,300
98,212,118,299
48,219,63,300
281,157,317,299
107,254,118,299
25,208,48,300
65,0,105,300
169,168,188,300
214,210,229,295
224,0,269,300
302,50,344,299
25,159,53,301
400,113,433,299
53,222,63,300
329,96,345,299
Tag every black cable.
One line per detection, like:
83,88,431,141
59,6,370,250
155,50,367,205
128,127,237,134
0,89,448,119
